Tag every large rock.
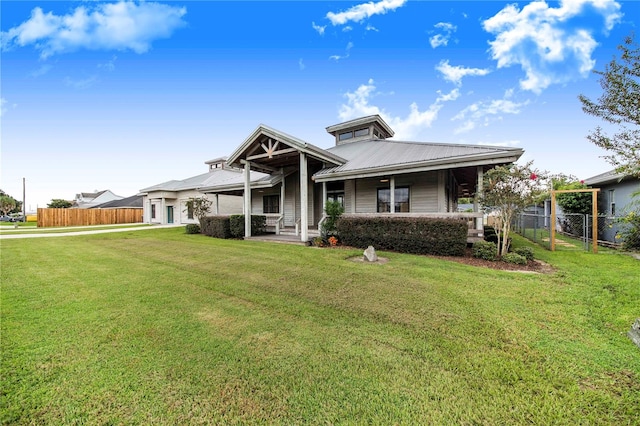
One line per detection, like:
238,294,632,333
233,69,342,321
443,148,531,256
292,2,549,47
629,319,640,349
363,246,378,262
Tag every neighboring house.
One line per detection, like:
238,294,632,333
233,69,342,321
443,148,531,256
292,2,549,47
139,157,246,225
91,195,144,209
73,190,123,208
144,115,523,242
585,169,640,243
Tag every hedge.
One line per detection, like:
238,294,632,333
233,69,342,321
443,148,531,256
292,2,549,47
336,216,468,256
230,215,267,238
200,215,267,239
200,216,232,239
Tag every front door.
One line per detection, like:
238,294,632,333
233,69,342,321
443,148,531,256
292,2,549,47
167,206,174,224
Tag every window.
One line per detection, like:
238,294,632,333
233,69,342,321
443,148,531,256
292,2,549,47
187,203,194,219
263,195,280,214
377,187,410,213
609,189,616,216
354,128,369,137
151,204,156,219
327,192,344,207
339,131,353,141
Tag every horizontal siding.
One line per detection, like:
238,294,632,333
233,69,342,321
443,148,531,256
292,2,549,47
403,171,438,213
352,171,439,214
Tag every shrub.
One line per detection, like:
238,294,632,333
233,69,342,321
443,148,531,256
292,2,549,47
337,216,467,256
229,215,267,238
473,241,498,261
514,246,534,261
185,223,201,234
321,200,344,238
200,216,231,239
502,252,527,265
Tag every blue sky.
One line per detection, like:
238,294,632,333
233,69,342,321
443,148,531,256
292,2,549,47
1,0,637,209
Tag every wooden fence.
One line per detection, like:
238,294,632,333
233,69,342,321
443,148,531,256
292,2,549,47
37,208,144,228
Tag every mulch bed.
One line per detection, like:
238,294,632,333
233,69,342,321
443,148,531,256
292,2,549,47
429,248,554,273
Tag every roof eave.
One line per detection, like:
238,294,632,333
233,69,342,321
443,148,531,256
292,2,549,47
313,151,523,182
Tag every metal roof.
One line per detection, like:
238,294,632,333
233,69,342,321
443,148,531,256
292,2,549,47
584,169,637,186
140,168,270,193
314,139,524,181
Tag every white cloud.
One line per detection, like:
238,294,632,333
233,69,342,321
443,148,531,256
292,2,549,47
1,2,187,58
98,55,117,71
343,26,353,32
338,79,460,139
429,22,456,48
30,64,53,77
330,42,354,61
64,75,99,89
326,0,407,26
436,60,490,86
452,98,529,134
0,98,17,116
365,24,379,32
483,0,622,93
311,21,326,35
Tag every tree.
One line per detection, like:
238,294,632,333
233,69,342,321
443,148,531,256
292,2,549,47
0,195,16,216
579,32,640,177
47,199,73,208
184,196,213,224
480,162,547,256
552,175,592,215
0,190,21,214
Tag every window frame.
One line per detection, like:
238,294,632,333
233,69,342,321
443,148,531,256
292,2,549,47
377,186,410,213
263,194,280,214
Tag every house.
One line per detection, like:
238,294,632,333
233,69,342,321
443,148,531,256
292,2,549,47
142,115,524,242
584,169,640,243
139,157,246,225
91,194,144,209
73,190,123,208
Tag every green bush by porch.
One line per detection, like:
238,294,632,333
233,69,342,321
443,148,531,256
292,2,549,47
200,215,267,239
337,216,468,256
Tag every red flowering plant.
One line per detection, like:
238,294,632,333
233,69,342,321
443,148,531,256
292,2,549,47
481,161,548,256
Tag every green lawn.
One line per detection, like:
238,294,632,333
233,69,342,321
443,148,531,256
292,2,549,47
0,223,150,234
2,228,639,424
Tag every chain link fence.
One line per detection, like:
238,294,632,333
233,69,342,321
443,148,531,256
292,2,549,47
513,212,640,252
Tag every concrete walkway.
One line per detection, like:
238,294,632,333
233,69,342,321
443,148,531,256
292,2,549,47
0,224,182,239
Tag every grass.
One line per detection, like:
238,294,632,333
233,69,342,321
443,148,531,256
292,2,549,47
0,223,150,234
2,228,639,424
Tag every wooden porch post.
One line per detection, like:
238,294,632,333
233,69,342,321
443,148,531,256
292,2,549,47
476,166,483,232
300,152,308,242
244,161,251,238
322,181,327,214
280,168,285,228
390,176,395,213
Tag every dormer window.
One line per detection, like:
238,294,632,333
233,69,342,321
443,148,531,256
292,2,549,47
339,131,354,141
326,115,394,146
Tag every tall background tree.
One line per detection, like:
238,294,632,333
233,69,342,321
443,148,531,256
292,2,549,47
0,190,22,215
579,32,640,177
47,199,73,208
0,195,17,216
